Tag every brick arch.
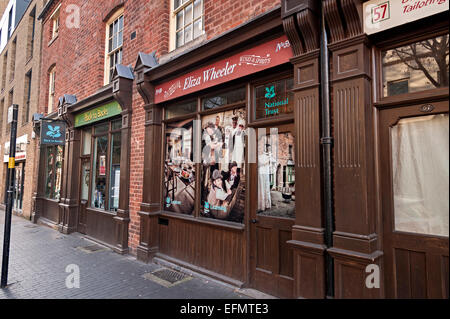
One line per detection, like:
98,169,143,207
102,1,125,22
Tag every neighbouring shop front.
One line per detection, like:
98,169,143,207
135,1,448,299
33,70,134,254
3,135,28,213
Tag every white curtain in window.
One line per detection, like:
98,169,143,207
391,113,449,237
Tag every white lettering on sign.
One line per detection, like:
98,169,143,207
364,0,449,35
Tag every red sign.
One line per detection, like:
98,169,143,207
154,35,293,104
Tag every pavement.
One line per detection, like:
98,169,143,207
0,214,252,299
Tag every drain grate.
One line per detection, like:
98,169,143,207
143,268,192,287
152,268,187,284
77,244,107,253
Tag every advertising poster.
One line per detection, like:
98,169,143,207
201,108,246,223
164,120,195,215
99,155,106,176
257,131,296,219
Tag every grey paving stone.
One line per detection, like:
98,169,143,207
0,214,249,300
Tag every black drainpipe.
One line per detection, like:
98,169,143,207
319,4,335,299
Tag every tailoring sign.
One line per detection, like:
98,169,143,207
364,0,449,35
41,121,66,145
154,35,293,104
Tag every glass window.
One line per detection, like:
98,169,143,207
82,129,92,155
164,120,195,215
382,34,449,97
255,77,294,119
391,114,449,237
108,132,121,211
165,100,197,119
200,108,246,223
81,161,90,201
257,130,295,219
91,135,108,209
107,14,124,83
174,0,203,49
45,145,63,200
202,87,246,110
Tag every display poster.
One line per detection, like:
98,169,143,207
164,120,195,215
201,108,246,223
99,155,106,176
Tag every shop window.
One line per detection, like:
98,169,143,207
255,77,294,120
90,120,122,211
200,108,247,223
202,87,246,110
257,130,295,219
172,0,204,50
165,100,197,119
164,119,195,215
105,11,124,84
391,114,449,237
382,34,449,97
45,145,64,200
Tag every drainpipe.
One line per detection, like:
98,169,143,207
319,3,335,299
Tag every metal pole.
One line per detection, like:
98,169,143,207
320,6,335,298
1,104,18,288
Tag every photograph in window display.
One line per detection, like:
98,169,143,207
164,120,196,215
257,132,295,219
201,109,246,223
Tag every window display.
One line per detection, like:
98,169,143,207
201,108,246,223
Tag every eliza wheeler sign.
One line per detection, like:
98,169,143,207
154,35,293,103
364,0,449,35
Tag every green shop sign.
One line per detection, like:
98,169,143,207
74,101,122,128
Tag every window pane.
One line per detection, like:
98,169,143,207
165,100,197,119
91,135,108,209
108,38,113,53
118,16,123,30
54,146,63,200
174,0,181,9
176,30,184,48
193,18,202,39
164,120,195,215
45,147,55,198
176,11,184,30
185,4,193,25
112,119,122,130
202,87,246,110
109,132,121,211
382,34,449,97
255,78,294,119
82,129,92,155
81,161,90,201
185,23,193,43
113,34,118,50
118,31,123,47
200,108,246,223
194,0,202,19
257,130,295,219
391,114,449,237
94,123,108,135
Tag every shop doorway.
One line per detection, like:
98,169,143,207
249,123,295,298
379,101,449,298
13,162,25,212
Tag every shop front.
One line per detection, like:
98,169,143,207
135,1,448,299
134,7,302,298
33,69,134,254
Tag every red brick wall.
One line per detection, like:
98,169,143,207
39,0,280,255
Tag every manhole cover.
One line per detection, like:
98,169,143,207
76,244,107,253
143,268,192,287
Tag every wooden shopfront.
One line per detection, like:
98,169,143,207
33,70,134,254
135,8,302,297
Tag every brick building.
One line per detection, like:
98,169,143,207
32,0,448,299
0,0,43,220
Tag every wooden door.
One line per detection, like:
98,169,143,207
379,101,449,298
78,158,90,234
250,124,295,298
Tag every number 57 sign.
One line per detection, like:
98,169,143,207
364,0,449,35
